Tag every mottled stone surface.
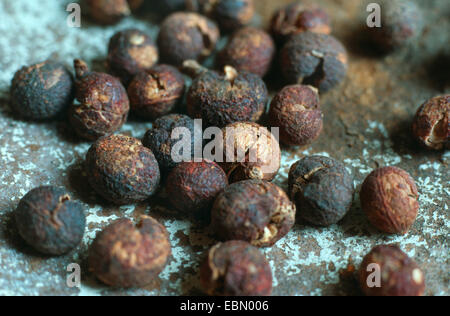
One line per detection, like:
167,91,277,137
0,0,448,296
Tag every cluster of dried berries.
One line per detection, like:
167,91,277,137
270,3,331,43
288,156,354,226
10,60,74,120
15,186,85,255
89,216,171,287
360,166,419,235
70,59,129,140
359,245,425,296
107,29,159,86
157,12,220,66
412,95,449,150
217,27,275,77
86,135,161,205
84,0,143,25
269,85,323,146
184,60,268,128
200,241,272,296
211,180,296,247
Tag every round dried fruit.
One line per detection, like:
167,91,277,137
70,59,129,140
200,241,272,296
360,166,419,234
89,216,171,288
359,245,425,296
10,60,74,120
211,180,296,247
86,135,161,205
84,0,131,25
288,156,354,226
15,186,85,255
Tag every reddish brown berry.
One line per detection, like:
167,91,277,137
200,241,272,296
269,85,323,146
166,160,228,217
128,65,185,120
84,0,132,25
184,61,268,128
15,186,85,256
157,12,220,66
89,216,171,288
288,156,354,226
220,122,281,183
280,31,348,92
359,245,425,296
211,180,296,247
86,135,161,205
412,95,449,150
270,3,331,43
186,0,255,32
107,29,159,86
217,27,275,77
10,60,74,120
70,59,129,140
360,167,419,235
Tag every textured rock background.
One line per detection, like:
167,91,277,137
0,0,448,296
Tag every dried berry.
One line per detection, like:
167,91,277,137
367,0,424,52
166,160,228,217
200,241,272,296
127,0,143,11
280,31,348,92
359,245,425,296
10,60,74,120
288,156,354,226
89,216,171,287
142,114,198,173
107,29,159,86
217,27,275,77
128,65,185,120
186,0,255,32
211,180,296,247
14,186,85,256
269,84,323,146
157,12,220,66
220,122,281,183
360,166,419,235
86,135,161,205
84,0,133,25
184,61,268,128
270,3,331,43
412,95,449,150
70,59,130,140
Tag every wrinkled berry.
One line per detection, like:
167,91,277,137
84,0,132,25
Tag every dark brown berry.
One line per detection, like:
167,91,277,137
200,241,272,296
84,0,132,25
15,186,85,256
288,156,354,226
128,65,185,120
10,60,74,120
107,29,159,86
360,166,419,235
157,12,220,66
269,84,323,146
184,61,268,128
86,135,161,205
367,0,424,53
186,0,255,33
89,216,171,288
142,114,198,173
70,59,130,140
217,27,275,77
359,245,425,296
270,3,331,43
211,180,296,247
166,160,228,217
412,95,449,150
127,0,143,10
220,122,281,183
280,31,348,92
